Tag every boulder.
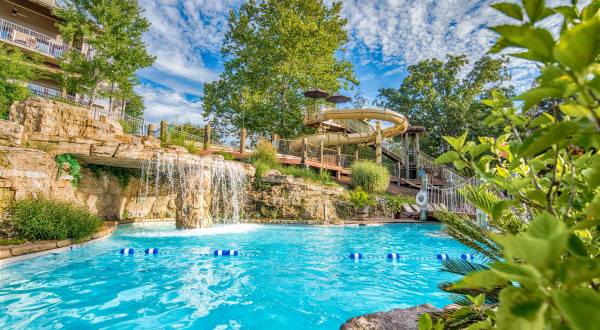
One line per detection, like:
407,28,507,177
248,179,347,222
0,121,25,146
340,304,442,330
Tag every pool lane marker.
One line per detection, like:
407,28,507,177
213,249,239,256
120,248,135,255
145,248,159,255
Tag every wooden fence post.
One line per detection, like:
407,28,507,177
319,140,324,174
336,146,342,179
147,123,156,137
302,138,308,165
160,120,168,145
204,125,211,150
240,128,247,155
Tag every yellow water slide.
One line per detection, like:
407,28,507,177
290,108,409,152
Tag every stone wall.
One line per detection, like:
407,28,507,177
247,175,351,223
0,145,176,221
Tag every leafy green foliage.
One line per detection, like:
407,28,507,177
0,238,26,245
124,93,145,118
56,0,155,108
384,194,414,214
347,188,376,209
0,48,40,119
350,160,390,193
55,154,81,187
427,1,600,328
249,140,279,168
8,198,103,241
203,0,357,138
377,55,514,157
215,151,235,161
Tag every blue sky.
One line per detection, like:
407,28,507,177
134,0,571,124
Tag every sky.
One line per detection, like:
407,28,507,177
134,0,574,125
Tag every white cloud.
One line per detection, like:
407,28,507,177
340,0,587,92
138,0,242,93
136,84,205,125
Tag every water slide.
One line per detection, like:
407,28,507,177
290,108,409,152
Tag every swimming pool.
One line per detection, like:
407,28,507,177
0,223,472,329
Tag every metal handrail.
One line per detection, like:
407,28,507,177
27,83,84,105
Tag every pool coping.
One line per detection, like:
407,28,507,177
0,221,117,267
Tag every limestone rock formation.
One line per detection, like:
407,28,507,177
340,304,442,330
248,178,349,222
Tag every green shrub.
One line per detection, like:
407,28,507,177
184,142,198,154
55,154,81,187
250,140,278,167
8,199,103,241
350,160,390,193
0,238,26,245
385,194,414,214
348,188,376,209
215,151,235,160
253,160,271,179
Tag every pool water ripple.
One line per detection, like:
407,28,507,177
0,223,472,329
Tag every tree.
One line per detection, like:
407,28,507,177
55,0,155,110
203,0,357,138
0,48,40,119
377,55,513,157
423,1,600,328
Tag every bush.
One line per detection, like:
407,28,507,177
250,140,278,167
348,188,376,209
253,160,271,179
55,154,81,187
8,199,103,241
385,194,414,214
215,151,235,160
350,160,390,193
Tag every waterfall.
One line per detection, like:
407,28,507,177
141,153,247,228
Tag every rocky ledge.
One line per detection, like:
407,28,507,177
340,304,442,330
0,221,117,262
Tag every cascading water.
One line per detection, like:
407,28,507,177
141,153,247,228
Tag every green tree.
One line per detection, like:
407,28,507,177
0,48,40,119
55,0,155,110
377,55,513,157
203,0,357,138
422,1,600,329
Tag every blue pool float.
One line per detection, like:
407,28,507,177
145,248,159,255
436,253,449,260
213,249,239,256
120,248,135,255
387,253,402,259
349,253,363,260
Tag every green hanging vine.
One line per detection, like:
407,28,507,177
55,154,81,187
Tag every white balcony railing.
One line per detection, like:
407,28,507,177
0,18,89,59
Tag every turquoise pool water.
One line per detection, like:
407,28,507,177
0,223,472,329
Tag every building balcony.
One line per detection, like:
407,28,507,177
0,17,90,60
